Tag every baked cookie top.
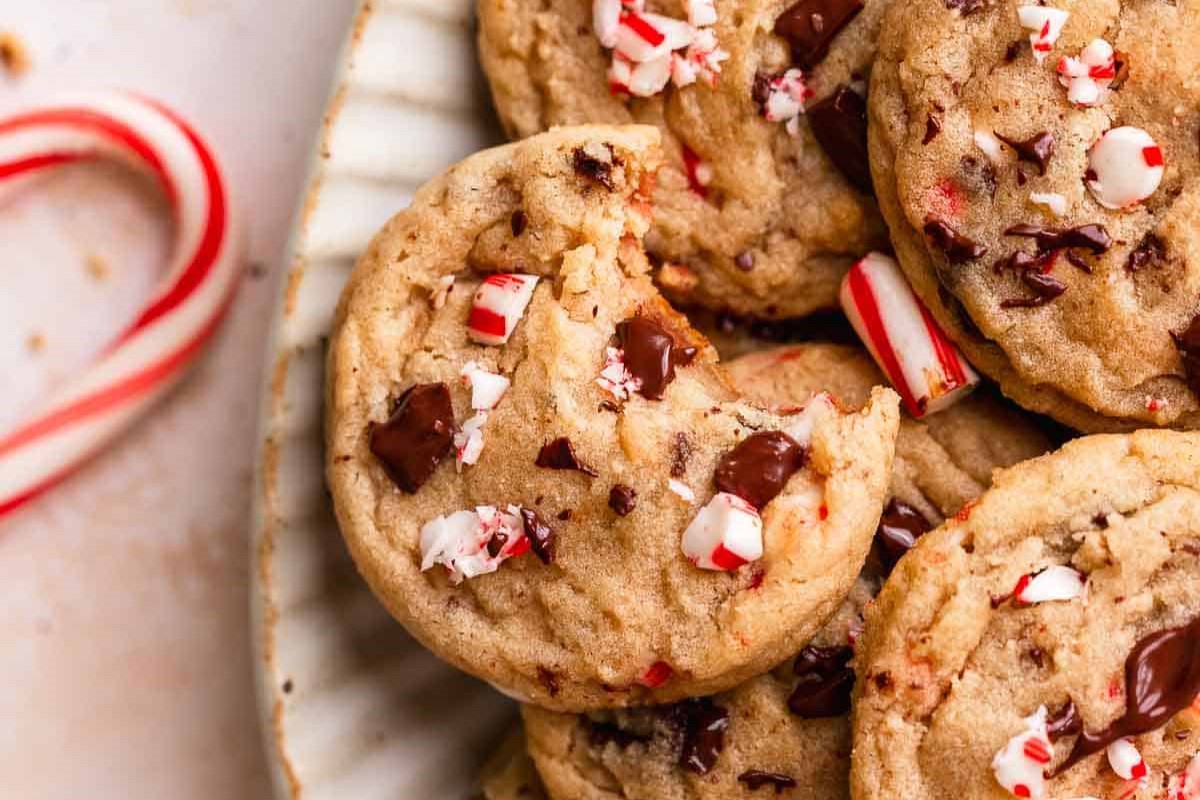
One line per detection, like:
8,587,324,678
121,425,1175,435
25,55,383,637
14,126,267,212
326,125,900,711
852,430,1200,800
477,0,890,320
869,0,1200,430
517,342,1049,800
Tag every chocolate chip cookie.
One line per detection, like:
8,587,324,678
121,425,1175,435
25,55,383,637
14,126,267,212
869,0,1200,430
516,341,1049,800
853,430,1200,800
326,125,901,711
477,0,891,320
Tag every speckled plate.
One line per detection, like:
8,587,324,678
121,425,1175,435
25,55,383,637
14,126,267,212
249,2,514,797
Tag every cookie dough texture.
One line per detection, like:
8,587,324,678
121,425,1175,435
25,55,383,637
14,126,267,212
852,430,1200,800
326,126,901,711
480,731,547,800
478,0,889,319
519,343,1050,800
869,0,1200,430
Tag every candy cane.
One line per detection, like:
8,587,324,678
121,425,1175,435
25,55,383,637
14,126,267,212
0,92,239,516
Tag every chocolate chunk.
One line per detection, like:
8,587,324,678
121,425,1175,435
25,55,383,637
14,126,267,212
923,114,942,144
674,699,730,775
1065,250,1094,274
368,383,455,493
608,484,638,516
1110,51,1130,90
1126,233,1167,272
739,771,798,793
751,71,772,107
557,509,573,521
873,499,933,572
774,0,865,68
995,130,1055,175
572,145,618,190
588,720,649,749
735,251,756,271
510,209,528,236
924,219,987,264
520,508,556,564
789,645,855,718
1004,40,1024,62
944,0,987,15
615,316,697,400
807,87,873,193
1173,314,1200,398
993,250,1044,274
1001,270,1068,308
714,431,806,510
537,667,560,697
1046,698,1081,742
1004,223,1112,254
671,432,694,478
1056,616,1200,774
536,437,599,477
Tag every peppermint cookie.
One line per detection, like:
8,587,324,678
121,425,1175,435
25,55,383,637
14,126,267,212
869,0,1200,430
326,125,901,711
518,342,1049,800
852,430,1200,800
480,731,547,800
477,0,891,320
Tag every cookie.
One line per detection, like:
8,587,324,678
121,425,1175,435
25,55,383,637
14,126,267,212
477,0,890,320
869,0,1200,430
326,125,901,711
517,341,1049,800
852,430,1200,800
480,731,548,800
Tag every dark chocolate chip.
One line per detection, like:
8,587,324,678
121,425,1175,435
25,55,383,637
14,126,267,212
520,508,556,564
1046,698,1081,741
368,383,455,493
1065,250,1094,274
1004,40,1024,62
1110,52,1130,90
616,316,696,400
671,432,693,478
774,0,865,68
735,251,756,271
714,431,806,509
923,113,942,144
807,87,873,193
995,130,1055,175
739,771,798,794
789,645,855,718
674,699,730,775
572,145,618,190
1004,223,1112,254
873,499,933,572
510,209,528,236
557,509,573,521
536,437,599,477
1173,314,1200,398
1001,270,1068,308
924,219,987,264
1126,233,1167,272
944,0,987,15
537,667,560,697
608,484,638,516
751,71,772,107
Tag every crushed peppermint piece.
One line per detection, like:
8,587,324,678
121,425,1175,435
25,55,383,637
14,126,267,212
454,412,488,470
687,0,717,27
1012,565,1086,604
682,145,713,197
596,346,642,401
594,0,622,48
431,274,455,309
759,69,814,135
1057,39,1117,107
682,491,764,570
594,0,725,97
1167,752,1200,800
468,273,539,346
974,130,1005,164
1107,738,1148,781
460,361,510,410
639,660,674,688
782,392,835,444
668,478,697,502
1086,126,1164,209
1018,6,1068,63
1030,192,1068,216
419,505,530,583
992,706,1053,800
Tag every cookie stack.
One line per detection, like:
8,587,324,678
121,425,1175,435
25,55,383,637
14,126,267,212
325,1,1200,799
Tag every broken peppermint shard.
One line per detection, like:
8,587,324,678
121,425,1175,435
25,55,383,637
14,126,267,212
1057,39,1117,107
460,361,510,410
596,346,642,401
467,273,539,346
687,0,717,27
682,492,764,571
419,505,530,584
595,1,726,98
840,252,980,417
1107,738,1148,781
1086,126,1164,210
760,69,814,137
992,705,1053,800
1167,751,1200,800
1013,565,1086,605
782,392,835,445
1018,6,1068,63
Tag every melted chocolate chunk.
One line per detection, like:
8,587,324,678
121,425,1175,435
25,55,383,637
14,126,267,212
739,771,798,793
1004,223,1112,254
510,209,528,237
537,667,560,697
535,437,599,477
944,0,987,15
673,699,730,775
789,645,855,718
774,0,865,68
807,87,873,193
1004,40,1025,62
1046,698,1082,742
520,508,556,564
714,431,807,509
1174,314,1200,398
368,383,455,493
1110,51,1130,90
924,219,987,264
1001,270,1068,308
588,720,650,749
1065,250,1094,274
923,114,942,144
671,432,694,478
572,145,618,190
616,316,697,400
1126,233,1167,272
874,499,933,572
557,509,573,521
608,484,638,516
751,71,773,107
735,250,756,271
1056,616,1200,774
995,130,1055,175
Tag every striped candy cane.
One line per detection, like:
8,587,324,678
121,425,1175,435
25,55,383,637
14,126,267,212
0,92,240,516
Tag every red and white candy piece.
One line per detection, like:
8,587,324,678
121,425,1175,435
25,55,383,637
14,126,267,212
761,68,814,136
1057,39,1117,107
1030,191,1068,217
682,491,763,570
1107,738,1148,782
1167,751,1200,800
467,273,539,346
1085,126,1164,210
992,705,1053,800
840,252,980,418
419,504,530,583
782,391,835,445
594,0,725,98
461,361,510,410
668,478,697,503
687,0,718,27
596,346,641,401
1012,565,1086,605
1018,6,1069,63
0,92,239,517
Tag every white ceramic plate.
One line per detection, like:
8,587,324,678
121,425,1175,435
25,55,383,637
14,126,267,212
250,2,515,797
